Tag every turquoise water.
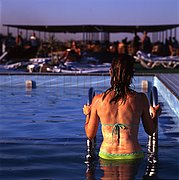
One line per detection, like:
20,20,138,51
0,76,178,179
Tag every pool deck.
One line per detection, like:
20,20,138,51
156,73,179,100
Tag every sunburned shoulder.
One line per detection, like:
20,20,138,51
129,91,147,100
139,92,148,99
132,90,147,97
91,93,103,108
93,93,103,101
135,92,149,105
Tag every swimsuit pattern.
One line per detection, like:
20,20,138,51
100,123,144,160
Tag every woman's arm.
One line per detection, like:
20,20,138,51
141,93,161,136
83,95,100,140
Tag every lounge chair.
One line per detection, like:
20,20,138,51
134,51,179,69
0,51,8,61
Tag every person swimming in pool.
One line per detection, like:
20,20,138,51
83,53,161,160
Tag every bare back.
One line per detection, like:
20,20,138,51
95,90,146,154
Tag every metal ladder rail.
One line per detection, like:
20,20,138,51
144,86,159,179
86,87,96,163
85,87,96,179
148,86,159,156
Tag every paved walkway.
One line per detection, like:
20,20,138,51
157,73,179,99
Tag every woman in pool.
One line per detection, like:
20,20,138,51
83,53,161,160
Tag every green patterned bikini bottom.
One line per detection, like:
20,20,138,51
99,151,144,160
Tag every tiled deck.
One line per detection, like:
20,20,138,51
155,74,179,117
156,74,179,100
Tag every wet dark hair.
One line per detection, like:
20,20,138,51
102,53,134,104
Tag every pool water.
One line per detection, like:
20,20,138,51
0,79,178,179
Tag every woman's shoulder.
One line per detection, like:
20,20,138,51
91,93,103,102
93,93,103,101
132,90,147,96
91,93,103,109
129,90,148,100
133,91,149,106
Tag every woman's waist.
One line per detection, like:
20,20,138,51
101,141,141,153
102,135,138,144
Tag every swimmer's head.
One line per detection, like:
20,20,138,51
105,54,134,104
110,53,134,88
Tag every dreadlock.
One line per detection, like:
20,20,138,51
102,54,134,104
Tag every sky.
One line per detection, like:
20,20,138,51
0,0,179,41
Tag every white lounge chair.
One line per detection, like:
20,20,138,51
134,51,179,69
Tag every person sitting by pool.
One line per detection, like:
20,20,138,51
60,41,81,63
83,53,161,160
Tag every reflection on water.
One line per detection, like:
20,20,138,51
99,158,142,180
143,158,158,179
